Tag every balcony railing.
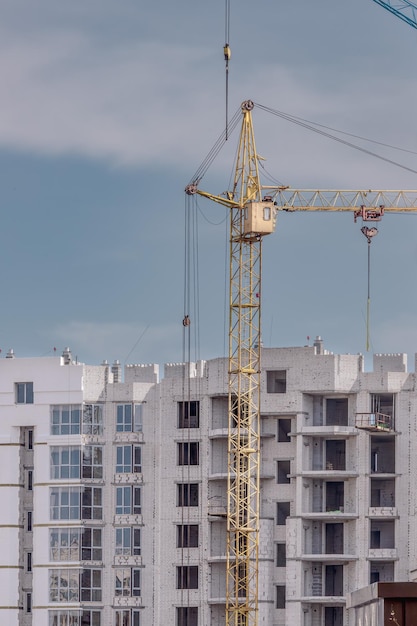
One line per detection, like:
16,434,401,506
355,412,392,432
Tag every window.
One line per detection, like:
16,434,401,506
177,566,198,589
177,442,199,465
50,528,81,561
51,446,81,479
277,460,291,484
116,446,141,473
115,610,141,626
115,569,141,597
81,568,102,602
27,510,33,531
83,404,103,435
276,543,286,567
326,398,348,426
51,405,81,435
82,446,103,480
276,501,290,525
266,370,286,393
277,418,292,442
276,585,286,609
49,569,79,602
115,528,141,556
82,528,102,561
27,469,33,490
176,607,198,626
177,483,199,507
27,552,32,572
177,524,199,548
49,610,101,626
50,487,81,520
16,382,34,404
116,404,143,433
82,487,103,520
26,592,32,613
81,611,101,626
116,486,141,515
27,429,34,449
178,401,200,428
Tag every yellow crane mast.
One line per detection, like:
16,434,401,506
186,100,417,626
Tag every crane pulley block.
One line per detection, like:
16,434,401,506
354,205,385,222
243,200,276,236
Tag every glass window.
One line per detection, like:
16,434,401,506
116,405,132,432
115,610,140,626
176,607,198,626
177,483,199,507
177,442,199,465
82,528,102,561
15,382,34,404
82,487,103,520
49,611,82,626
27,469,33,490
81,569,102,602
82,446,103,480
177,525,199,548
50,528,81,561
49,569,79,602
116,487,141,515
178,401,200,428
49,610,102,626
27,510,33,531
51,447,80,480
177,566,198,589
83,405,103,435
50,487,81,521
82,611,101,626
116,446,141,473
51,405,81,435
115,569,141,597
115,528,141,556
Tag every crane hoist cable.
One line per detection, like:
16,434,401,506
224,0,231,140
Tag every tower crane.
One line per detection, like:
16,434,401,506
371,0,417,29
186,100,417,626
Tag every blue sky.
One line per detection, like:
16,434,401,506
2,0,417,369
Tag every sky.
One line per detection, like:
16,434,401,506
2,0,417,372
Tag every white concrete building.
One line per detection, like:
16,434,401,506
0,341,416,626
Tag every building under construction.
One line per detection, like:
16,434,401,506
1,340,417,626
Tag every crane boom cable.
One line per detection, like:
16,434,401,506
188,108,241,186
255,102,417,176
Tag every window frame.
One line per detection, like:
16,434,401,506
115,486,141,515
50,446,81,480
178,401,200,428
177,442,199,466
51,405,82,435
15,382,34,404
177,483,199,507
82,404,103,436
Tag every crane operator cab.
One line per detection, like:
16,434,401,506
243,198,276,237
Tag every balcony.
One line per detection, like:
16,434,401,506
368,548,398,560
368,507,398,518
